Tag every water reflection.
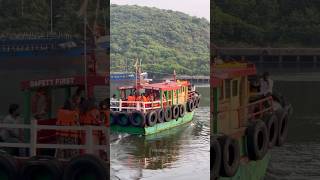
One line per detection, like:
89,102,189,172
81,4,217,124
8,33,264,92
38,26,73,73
111,87,210,180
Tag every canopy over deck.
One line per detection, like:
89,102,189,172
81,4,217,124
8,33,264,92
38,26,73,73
118,80,190,91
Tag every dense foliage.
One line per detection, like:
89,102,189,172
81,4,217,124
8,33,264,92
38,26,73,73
0,0,107,36
111,5,210,76
213,0,320,47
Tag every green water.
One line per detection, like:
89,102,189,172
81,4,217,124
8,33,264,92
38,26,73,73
110,86,210,180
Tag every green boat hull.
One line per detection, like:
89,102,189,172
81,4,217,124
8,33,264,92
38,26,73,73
111,111,195,135
219,153,270,180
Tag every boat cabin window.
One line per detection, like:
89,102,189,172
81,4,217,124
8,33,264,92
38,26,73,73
232,80,238,97
225,79,231,99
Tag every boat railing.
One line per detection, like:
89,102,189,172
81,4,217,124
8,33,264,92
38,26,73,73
0,120,109,159
110,100,172,113
238,96,274,127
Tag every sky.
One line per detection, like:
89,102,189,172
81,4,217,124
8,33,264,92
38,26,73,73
110,0,210,21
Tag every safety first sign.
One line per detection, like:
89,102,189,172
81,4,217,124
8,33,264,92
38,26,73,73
29,77,75,88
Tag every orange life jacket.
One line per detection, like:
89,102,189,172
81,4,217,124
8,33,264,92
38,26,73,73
100,110,109,127
79,109,101,126
56,109,79,138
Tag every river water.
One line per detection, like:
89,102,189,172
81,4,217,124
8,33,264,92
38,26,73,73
266,74,320,180
2,70,320,179
110,86,210,180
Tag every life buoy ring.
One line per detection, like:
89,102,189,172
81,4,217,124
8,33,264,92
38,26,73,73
0,153,18,180
178,104,185,117
130,111,145,127
117,112,130,126
218,135,240,177
276,110,289,146
247,119,268,160
262,113,278,148
172,105,179,119
187,100,194,112
110,111,118,125
157,108,165,123
164,107,172,122
211,137,221,180
146,111,157,127
63,154,107,180
21,156,62,180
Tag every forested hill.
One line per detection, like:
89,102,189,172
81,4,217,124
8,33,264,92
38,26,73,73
214,0,320,47
110,4,210,76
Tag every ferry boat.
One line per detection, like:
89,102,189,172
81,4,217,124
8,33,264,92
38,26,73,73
110,63,201,135
0,54,109,179
211,60,292,179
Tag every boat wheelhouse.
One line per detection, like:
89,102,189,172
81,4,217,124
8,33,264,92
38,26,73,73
0,72,110,179
110,69,200,135
211,60,292,179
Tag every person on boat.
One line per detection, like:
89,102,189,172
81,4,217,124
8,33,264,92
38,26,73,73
110,94,118,108
72,87,84,109
0,104,23,155
127,93,135,107
259,72,273,97
32,89,50,120
56,99,80,159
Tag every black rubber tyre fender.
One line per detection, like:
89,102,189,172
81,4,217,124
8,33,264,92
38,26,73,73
157,108,165,123
0,153,18,180
110,111,118,125
192,99,197,111
172,105,179,119
117,112,130,126
186,100,194,112
262,113,279,148
218,135,240,177
63,154,107,180
130,111,145,127
247,119,269,160
21,156,62,180
164,107,172,122
146,111,158,127
178,104,186,117
276,110,289,146
211,137,221,180
195,97,200,108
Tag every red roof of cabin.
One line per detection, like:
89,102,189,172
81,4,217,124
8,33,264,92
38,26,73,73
118,80,189,91
212,62,256,87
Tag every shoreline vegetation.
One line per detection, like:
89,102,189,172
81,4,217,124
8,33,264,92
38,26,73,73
110,4,210,76
213,0,320,48
0,0,107,37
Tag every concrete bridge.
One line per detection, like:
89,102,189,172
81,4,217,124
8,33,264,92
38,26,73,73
216,48,320,72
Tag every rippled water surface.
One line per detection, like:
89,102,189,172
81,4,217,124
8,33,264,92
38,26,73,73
266,75,320,180
110,87,210,180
